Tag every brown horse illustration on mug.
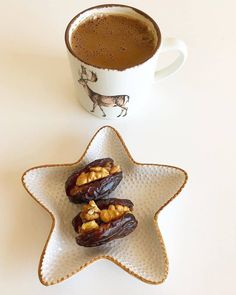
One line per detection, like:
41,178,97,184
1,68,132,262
78,65,129,117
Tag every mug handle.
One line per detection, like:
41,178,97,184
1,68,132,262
155,38,188,81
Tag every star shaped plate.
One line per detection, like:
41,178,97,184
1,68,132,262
22,126,187,286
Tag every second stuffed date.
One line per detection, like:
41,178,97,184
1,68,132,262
72,198,138,247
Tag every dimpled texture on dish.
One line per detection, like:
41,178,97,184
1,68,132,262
22,126,187,286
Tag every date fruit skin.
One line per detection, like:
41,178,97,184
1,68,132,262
96,198,134,211
65,158,122,203
72,198,138,247
76,213,137,247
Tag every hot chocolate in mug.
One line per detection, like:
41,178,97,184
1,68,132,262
65,4,187,119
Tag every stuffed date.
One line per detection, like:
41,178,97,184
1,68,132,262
72,198,138,247
65,158,122,203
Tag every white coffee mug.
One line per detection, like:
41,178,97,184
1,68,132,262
65,4,187,119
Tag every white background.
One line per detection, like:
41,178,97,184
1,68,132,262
0,0,235,294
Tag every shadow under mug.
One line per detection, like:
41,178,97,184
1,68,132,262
65,4,187,119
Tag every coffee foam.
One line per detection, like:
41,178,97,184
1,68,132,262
71,14,157,70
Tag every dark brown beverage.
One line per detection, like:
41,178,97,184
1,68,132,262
71,14,157,70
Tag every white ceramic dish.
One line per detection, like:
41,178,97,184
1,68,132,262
22,126,187,286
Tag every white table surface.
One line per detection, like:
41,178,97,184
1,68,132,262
1,0,235,294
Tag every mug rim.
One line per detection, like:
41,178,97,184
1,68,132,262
64,4,162,71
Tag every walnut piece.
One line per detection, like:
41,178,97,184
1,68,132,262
75,164,121,187
81,220,99,232
79,200,131,229
80,200,101,222
100,204,130,223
